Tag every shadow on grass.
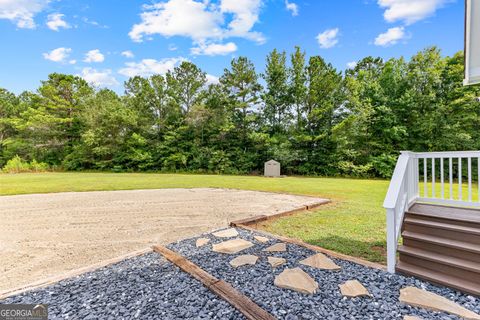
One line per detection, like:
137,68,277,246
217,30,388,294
301,235,387,264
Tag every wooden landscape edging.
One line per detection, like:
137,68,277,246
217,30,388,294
230,199,330,228
0,247,153,301
153,245,276,320
237,224,386,271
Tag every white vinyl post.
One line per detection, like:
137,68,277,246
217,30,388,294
386,208,396,273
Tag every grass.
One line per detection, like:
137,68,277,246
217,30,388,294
6,172,477,265
0,172,391,263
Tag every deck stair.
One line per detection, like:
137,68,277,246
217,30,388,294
396,203,480,296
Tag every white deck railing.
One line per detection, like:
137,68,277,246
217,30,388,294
383,150,480,273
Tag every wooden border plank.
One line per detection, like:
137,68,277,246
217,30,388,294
230,199,330,227
236,225,386,271
153,245,276,320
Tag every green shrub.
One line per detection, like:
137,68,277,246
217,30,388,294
2,156,49,173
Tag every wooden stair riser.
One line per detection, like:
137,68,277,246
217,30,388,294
404,223,480,245
396,262,480,296
403,238,480,263
399,254,480,284
405,212,480,229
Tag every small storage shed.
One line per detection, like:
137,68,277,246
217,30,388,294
264,160,281,177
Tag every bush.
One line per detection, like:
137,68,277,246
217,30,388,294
2,155,49,173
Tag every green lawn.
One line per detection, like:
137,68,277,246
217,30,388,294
1,172,392,263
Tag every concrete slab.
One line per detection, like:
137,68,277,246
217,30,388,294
263,243,287,252
339,280,371,297
299,253,341,271
212,239,254,254
274,267,318,294
400,287,480,320
229,255,259,267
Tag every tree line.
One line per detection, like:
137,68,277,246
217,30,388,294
1,46,479,177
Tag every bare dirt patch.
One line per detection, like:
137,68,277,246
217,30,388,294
0,188,325,293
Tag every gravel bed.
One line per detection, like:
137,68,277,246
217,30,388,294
168,228,480,320
1,253,243,320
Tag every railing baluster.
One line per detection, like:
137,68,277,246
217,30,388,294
459,157,462,201
468,157,472,202
449,157,453,200
424,158,427,197
441,157,444,199
432,158,435,198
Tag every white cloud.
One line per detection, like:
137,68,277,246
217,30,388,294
0,0,50,28
168,44,178,51
206,74,219,85
46,13,69,31
80,68,118,87
285,0,298,16
43,47,71,63
374,26,406,46
121,50,134,58
316,28,339,49
118,57,185,78
191,42,237,56
84,49,105,63
220,0,264,43
69,59,77,65
378,0,449,25
346,61,357,69
129,0,223,42
129,0,265,44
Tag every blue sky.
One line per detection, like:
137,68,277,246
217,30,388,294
0,0,464,94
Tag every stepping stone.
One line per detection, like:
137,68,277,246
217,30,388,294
212,239,254,254
268,257,286,268
263,243,287,252
274,267,319,294
196,238,210,247
254,235,270,243
299,253,341,271
339,280,371,297
404,316,422,320
212,228,239,238
229,254,258,267
400,287,480,320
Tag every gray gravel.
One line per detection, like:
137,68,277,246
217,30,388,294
168,228,480,320
1,253,243,320
2,228,479,319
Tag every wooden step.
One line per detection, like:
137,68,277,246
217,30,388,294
403,237,480,263
398,245,480,274
403,217,480,244
408,203,480,226
398,246,480,285
396,261,480,296
402,231,480,255
404,217,480,235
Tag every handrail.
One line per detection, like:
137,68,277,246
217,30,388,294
383,150,480,273
383,152,411,210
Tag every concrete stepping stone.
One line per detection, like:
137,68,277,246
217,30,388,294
404,316,422,320
254,235,270,243
196,238,210,247
229,254,258,267
339,280,371,297
274,267,319,294
299,253,341,271
400,287,480,320
268,257,286,268
212,228,239,238
263,243,287,252
212,238,254,254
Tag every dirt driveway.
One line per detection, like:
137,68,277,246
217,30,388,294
0,188,326,293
